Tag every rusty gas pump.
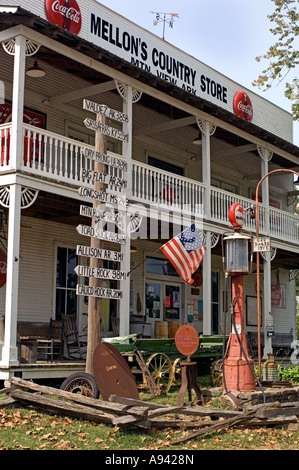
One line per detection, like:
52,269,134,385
221,203,256,392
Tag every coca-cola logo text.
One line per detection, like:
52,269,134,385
233,91,253,122
45,0,82,35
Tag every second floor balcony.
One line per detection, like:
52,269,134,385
1,122,298,246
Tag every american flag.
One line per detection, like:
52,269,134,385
160,224,205,285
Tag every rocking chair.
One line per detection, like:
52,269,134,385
62,314,87,360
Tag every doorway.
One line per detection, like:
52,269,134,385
145,280,183,337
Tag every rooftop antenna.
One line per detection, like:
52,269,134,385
151,12,179,40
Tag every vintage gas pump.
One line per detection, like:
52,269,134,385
221,203,256,391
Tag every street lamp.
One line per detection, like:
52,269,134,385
221,203,256,391
255,169,299,381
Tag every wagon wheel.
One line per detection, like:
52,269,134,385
210,359,223,387
172,357,182,385
60,372,100,399
143,353,174,393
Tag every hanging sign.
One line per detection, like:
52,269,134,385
84,118,129,142
76,284,123,299
81,148,127,171
78,186,129,207
75,265,127,281
80,168,127,189
253,237,271,252
83,99,129,123
76,244,123,262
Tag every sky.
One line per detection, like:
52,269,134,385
97,0,299,145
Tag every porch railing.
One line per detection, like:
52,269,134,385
0,123,298,244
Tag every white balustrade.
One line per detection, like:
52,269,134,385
0,123,298,244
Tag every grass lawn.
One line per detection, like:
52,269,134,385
1,374,299,451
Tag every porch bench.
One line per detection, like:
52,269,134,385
246,331,293,357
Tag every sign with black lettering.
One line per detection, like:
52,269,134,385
84,117,129,142
76,284,123,299
83,99,129,123
75,265,127,281
76,244,123,262
76,224,126,244
81,147,127,171
80,168,127,188
253,237,271,252
78,186,129,207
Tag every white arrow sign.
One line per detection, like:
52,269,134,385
83,99,129,123
81,168,127,189
84,117,129,142
81,148,127,171
78,186,129,207
79,205,120,223
76,244,123,262
76,284,123,299
76,224,126,244
75,265,127,281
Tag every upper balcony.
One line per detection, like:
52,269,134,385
1,122,298,246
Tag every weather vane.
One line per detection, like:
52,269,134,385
151,12,179,40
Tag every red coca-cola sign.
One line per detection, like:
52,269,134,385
233,91,253,122
45,0,82,35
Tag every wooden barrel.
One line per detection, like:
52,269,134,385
168,322,180,338
155,321,168,338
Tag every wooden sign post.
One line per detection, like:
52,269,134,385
85,113,107,375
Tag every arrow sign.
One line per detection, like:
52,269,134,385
81,148,127,171
76,284,123,299
78,186,128,207
84,117,129,142
76,224,126,244
79,205,121,223
83,99,129,123
76,245,123,262
81,168,127,189
75,265,127,281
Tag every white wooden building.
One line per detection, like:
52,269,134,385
0,0,298,380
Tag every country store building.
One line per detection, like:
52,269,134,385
0,0,298,381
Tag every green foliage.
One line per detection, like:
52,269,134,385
278,364,299,383
253,0,299,120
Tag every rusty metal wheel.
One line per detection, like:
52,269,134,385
172,357,182,385
60,372,100,399
143,353,174,393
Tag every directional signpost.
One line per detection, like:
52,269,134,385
77,98,129,374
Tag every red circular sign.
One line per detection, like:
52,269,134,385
175,325,199,357
45,0,82,35
228,202,245,228
233,91,253,122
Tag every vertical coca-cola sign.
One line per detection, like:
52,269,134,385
45,0,82,35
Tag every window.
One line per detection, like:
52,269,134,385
146,256,179,277
148,156,184,176
56,247,77,320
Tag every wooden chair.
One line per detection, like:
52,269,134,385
62,314,87,360
36,319,63,362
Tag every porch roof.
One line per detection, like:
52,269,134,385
0,6,299,168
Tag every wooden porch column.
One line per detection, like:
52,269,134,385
119,85,133,336
10,35,26,170
258,146,273,358
2,184,22,366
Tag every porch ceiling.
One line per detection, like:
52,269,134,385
0,6,299,170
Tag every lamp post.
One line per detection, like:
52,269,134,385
222,203,256,391
255,169,299,381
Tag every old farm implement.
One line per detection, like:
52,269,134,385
60,334,227,398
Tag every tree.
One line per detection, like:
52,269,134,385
253,0,299,120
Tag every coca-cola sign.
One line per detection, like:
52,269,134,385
233,91,253,122
45,0,82,35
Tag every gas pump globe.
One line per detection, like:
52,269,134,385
221,203,256,392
